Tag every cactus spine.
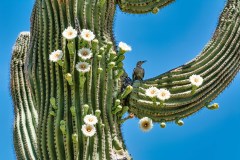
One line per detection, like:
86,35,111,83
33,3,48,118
11,0,240,159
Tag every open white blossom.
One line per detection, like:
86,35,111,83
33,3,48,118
80,29,95,42
81,124,96,137
145,86,159,98
78,48,92,60
62,26,78,40
118,42,132,52
84,114,98,125
139,117,153,132
189,74,203,87
49,50,63,62
75,62,91,73
157,89,171,101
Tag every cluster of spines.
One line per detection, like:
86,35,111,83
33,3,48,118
129,0,240,124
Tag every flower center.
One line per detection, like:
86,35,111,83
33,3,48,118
194,78,199,83
144,122,149,127
80,64,86,69
85,33,90,38
82,51,88,56
68,31,73,36
161,92,166,97
86,127,92,132
150,90,156,94
54,53,60,59
88,118,93,122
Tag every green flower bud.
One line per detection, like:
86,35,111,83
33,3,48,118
95,109,101,118
121,85,133,99
83,104,89,115
152,7,159,14
70,106,76,117
97,55,102,60
175,119,184,126
72,133,78,143
65,73,73,85
112,105,122,114
207,103,219,110
50,111,55,116
98,67,103,74
108,62,116,70
160,122,166,128
115,99,121,106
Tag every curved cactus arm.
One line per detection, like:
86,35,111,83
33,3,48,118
118,0,175,14
128,0,240,123
11,32,38,160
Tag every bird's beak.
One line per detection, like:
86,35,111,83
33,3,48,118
142,60,147,63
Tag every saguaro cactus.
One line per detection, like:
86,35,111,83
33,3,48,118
11,0,240,159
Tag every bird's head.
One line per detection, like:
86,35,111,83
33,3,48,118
137,60,147,67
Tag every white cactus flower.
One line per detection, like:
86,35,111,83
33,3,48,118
81,124,96,137
145,86,159,98
49,50,63,62
78,48,93,60
157,89,171,101
118,42,132,52
84,114,98,125
139,117,153,132
80,29,95,42
189,74,203,87
62,26,78,40
75,62,91,73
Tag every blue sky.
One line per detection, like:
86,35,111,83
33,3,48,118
1,0,240,160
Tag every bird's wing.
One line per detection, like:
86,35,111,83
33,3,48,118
127,1,240,123
132,67,136,80
143,68,145,79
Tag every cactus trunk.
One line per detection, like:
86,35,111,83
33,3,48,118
12,0,131,159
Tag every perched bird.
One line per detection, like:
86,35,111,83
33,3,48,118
132,60,146,81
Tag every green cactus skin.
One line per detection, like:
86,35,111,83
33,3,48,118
10,0,240,159
11,32,39,159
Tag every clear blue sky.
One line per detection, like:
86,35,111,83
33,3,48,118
1,0,240,160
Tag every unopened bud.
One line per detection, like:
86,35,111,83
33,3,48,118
152,7,159,14
72,133,78,143
65,73,73,85
175,119,184,126
160,122,166,128
98,67,103,74
83,104,89,115
95,110,101,118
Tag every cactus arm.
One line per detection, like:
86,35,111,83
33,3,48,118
128,0,240,122
11,32,38,160
118,0,175,14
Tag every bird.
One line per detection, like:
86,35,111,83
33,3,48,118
132,60,146,81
